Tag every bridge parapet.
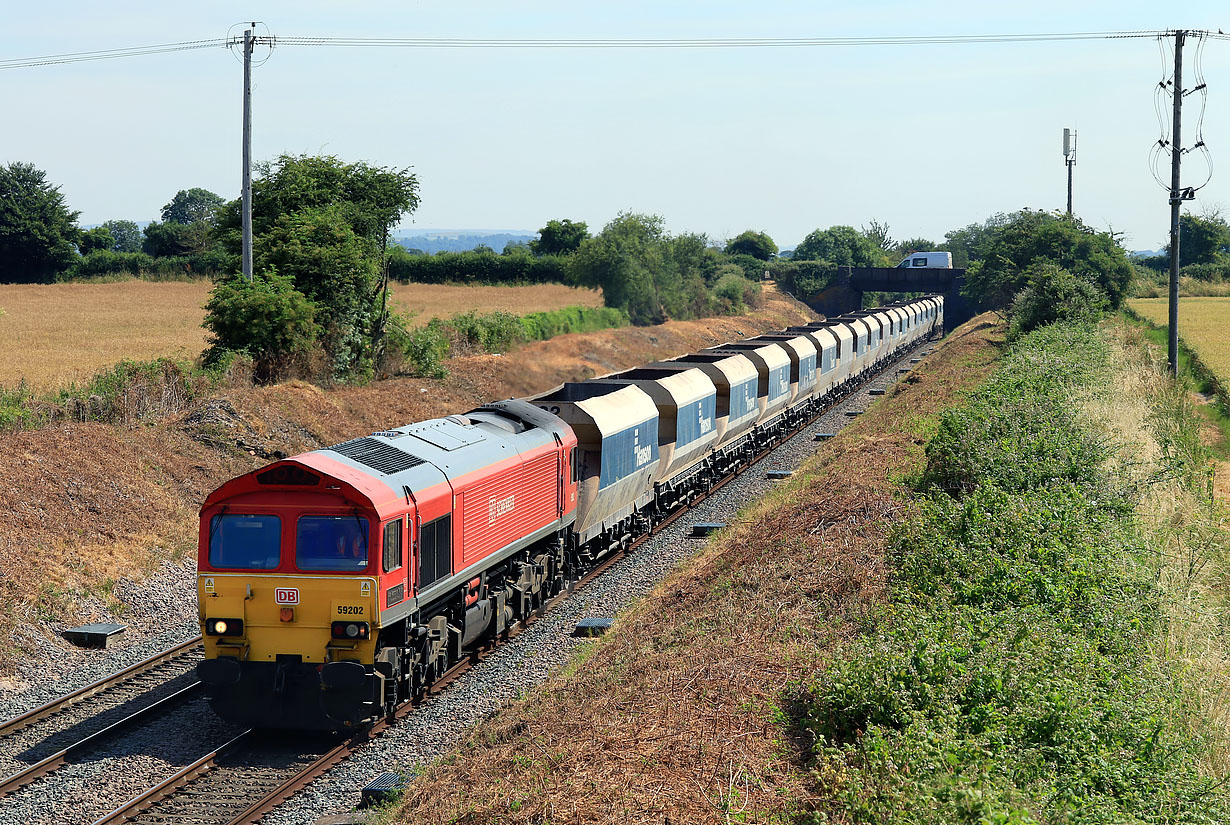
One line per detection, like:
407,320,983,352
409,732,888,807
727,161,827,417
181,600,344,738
800,265,971,331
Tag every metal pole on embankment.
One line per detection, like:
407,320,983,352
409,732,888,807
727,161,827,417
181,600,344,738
241,27,254,283
1167,30,1185,378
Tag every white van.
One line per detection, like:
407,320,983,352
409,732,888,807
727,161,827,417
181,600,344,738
896,251,952,269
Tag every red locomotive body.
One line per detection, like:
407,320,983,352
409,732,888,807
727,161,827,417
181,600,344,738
197,400,578,730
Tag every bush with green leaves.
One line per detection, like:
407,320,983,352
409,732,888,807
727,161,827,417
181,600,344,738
964,210,1132,311
768,259,838,298
920,322,1110,495
710,269,761,315
801,321,1229,823
388,250,571,285
203,269,320,383
1007,263,1108,339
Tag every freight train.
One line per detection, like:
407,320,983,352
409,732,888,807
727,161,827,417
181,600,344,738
196,296,943,730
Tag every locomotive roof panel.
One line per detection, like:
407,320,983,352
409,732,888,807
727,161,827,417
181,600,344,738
311,411,559,500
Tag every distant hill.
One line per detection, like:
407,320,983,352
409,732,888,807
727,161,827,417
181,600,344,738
393,231,535,255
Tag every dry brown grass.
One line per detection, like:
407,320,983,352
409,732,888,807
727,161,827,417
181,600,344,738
389,317,1004,824
1097,318,1230,781
0,279,606,392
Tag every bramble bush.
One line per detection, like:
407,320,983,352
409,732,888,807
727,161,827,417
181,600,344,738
802,322,1229,823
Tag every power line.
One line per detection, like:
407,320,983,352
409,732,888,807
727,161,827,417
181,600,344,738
0,38,228,70
272,30,1165,49
0,29,1175,70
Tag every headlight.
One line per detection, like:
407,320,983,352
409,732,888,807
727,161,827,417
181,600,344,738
206,617,245,637
331,621,369,640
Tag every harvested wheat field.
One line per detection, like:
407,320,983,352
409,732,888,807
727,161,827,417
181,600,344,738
388,282,603,325
0,279,605,391
1129,297,1230,380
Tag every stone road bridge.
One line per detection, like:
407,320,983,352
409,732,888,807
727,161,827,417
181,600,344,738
802,266,971,331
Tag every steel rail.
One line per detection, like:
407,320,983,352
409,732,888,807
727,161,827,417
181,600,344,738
0,636,202,738
88,731,255,825
0,681,204,797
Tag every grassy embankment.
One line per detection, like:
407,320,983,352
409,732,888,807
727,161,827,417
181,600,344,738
386,317,1230,823
0,279,604,392
1127,297,1230,412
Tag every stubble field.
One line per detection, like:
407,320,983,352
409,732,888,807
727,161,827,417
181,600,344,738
1129,297,1230,380
0,279,603,391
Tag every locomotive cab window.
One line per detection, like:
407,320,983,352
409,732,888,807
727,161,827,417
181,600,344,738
296,516,369,572
208,514,281,570
418,514,452,590
571,446,579,482
382,518,403,573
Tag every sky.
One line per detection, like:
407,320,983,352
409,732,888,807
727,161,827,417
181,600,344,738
4,1,1230,253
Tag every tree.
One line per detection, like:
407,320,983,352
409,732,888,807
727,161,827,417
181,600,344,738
861,219,893,252
792,225,888,267
530,219,589,257
79,226,114,255
254,206,381,377
162,187,225,226
1170,213,1230,267
724,230,777,261
941,212,1014,268
571,213,670,325
213,154,420,379
142,221,195,257
963,210,1132,311
892,237,937,260
101,219,142,253
0,162,81,282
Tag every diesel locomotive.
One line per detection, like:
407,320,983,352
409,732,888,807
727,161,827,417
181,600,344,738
196,296,943,730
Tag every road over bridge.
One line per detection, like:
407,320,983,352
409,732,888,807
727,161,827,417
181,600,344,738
803,266,972,331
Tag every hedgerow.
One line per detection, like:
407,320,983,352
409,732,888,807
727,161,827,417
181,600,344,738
802,322,1230,823
402,305,629,378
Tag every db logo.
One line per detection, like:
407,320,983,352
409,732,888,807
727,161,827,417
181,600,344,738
274,587,299,605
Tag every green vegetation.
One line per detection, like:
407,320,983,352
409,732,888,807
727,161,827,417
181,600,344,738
725,229,778,261
202,269,321,383
530,218,589,257
208,153,420,382
963,210,1133,311
793,225,890,268
403,305,629,378
803,322,1230,823
0,357,223,431
0,161,81,282
571,212,761,326
388,247,570,286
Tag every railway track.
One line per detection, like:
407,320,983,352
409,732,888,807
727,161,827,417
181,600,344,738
87,337,936,825
0,638,204,797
